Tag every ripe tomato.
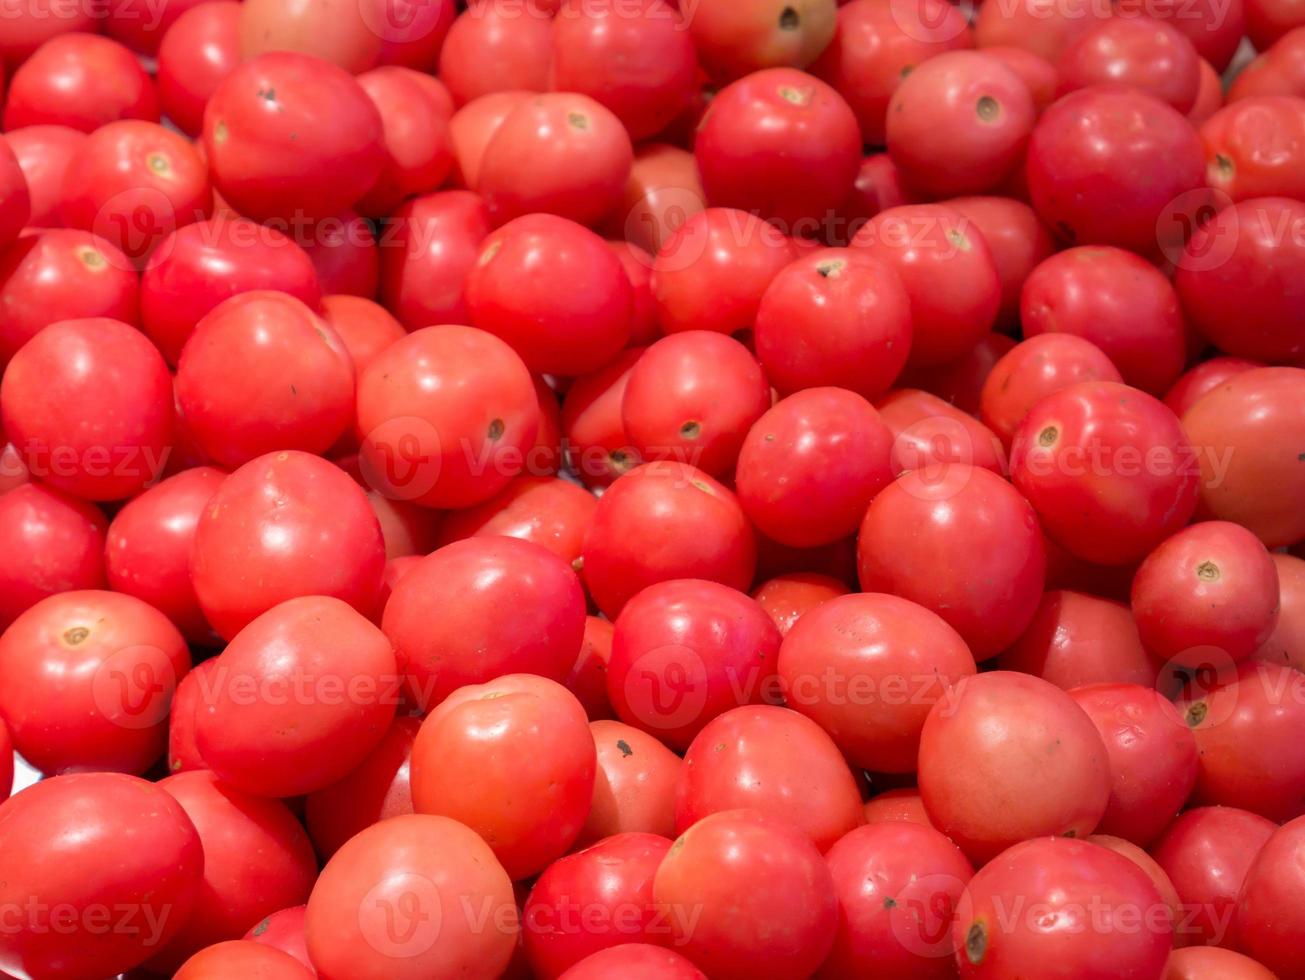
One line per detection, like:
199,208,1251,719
0,0,99,68
355,66,454,216
244,904,313,969
0,773,202,979
689,0,836,81
439,0,552,105
876,388,1008,477
566,616,616,721
1164,357,1262,418
560,945,705,980
0,483,106,630
1057,16,1201,112
861,788,930,826
696,67,859,231
382,537,586,711
1165,947,1279,980
580,719,682,845
320,295,406,385
752,572,849,637
1010,381,1199,565
822,821,974,980
238,0,381,72
167,657,218,773
973,0,1110,62
437,475,597,565
948,196,1055,330
379,190,491,328
302,207,379,298
561,348,643,488
653,809,838,980
1235,815,1305,979
0,136,29,251
2,34,159,132
918,671,1111,863
614,142,706,255
203,52,384,222
981,46,1058,111
157,1,242,137
3,123,84,228
0,719,11,801
1202,96,1305,203
448,91,535,189
175,941,314,980
1114,0,1246,72
1256,552,1305,671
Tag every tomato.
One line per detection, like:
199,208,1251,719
379,190,491,328
973,0,1110,62
561,348,644,488
145,769,317,971
175,941,315,980
981,45,1057,111
839,153,919,236
563,616,616,721
0,0,99,68
523,832,672,979
354,66,454,217
1165,357,1262,419
448,91,534,189
191,451,386,639
356,325,539,508
1166,947,1279,980
439,0,552,105
3,34,159,132
1026,86,1205,257
0,719,10,801
244,905,313,970
368,0,457,70
0,773,202,979
203,52,384,222
581,461,757,617
861,788,930,826
1057,16,1200,112
821,821,974,980
811,0,973,146
157,1,242,136
696,68,859,231
238,0,380,72
689,0,835,80
167,656,218,773
876,388,1008,477
1233,815,1305,979
609,241,659,345
0,136,28,252
466,214,632,375
980,335,1124,448
754,248,911,400
1067,683,1199,846
918,671,1110,863
653,809,837,980
435,477,591,566
886,51,1035,198
3,124,83,228
1176,199,1305,364
0,483,105,630
948,196,1055,330
579,719,681,845
1256,553,1305,671
613,142,706,255
2,317,173,501
1151,805,1276,948
560,945,706,980
751,572,849,636
1010,381,1199,565
1181,367,1305,548
1201,96,1305,204
1227,29,1305,101
302,207,379,298
382,537,585,711
858,466,1045,659
321,295,405,383
998,590,1159,689
853,204,1001,367
956,837,1171,978
1115,0,1246,72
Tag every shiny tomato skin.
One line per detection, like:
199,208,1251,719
1010,381,1200,566
238,0,381,72
0,483,105,631
696,67,859,230
689,0,836,81
191,451,386,640
1165,946,1280,980
1164,357,1261,418
973,0,1110,62
1057,16,1201,112
948,195,1056,330
608,240,659,345
436,475,597,566
523,832,673,979
955,837,1172,979
1235,815,1305,979
736,388,894,548
306,813,517,980
0,136,29,250
579,719,682,845
167,657,218,774
382,536,585,711
778,592,976,773
1201,96,1305,203
1,316,173,501
0,0,99,68
449,91,539,189
0,772,203,980
857,466,1046,660
675,704,864,852
653,809,838,980
243,904,312,969
3,123,83,228
175,941,314,980
861,788,930,826
876,388,1008,477
751,572,849,637
1255,552,1305,671
379,190,491,328
355,66,454,217
820,821,974,980
560,944,705,980
157,1,242,137
918,671,1111,863
580,462,757,618
566,616,616,721
439,0,552,105
355,325,539,509
320,294,406,384
203,52,384,222
981,46,1058,112
2,33,159,132
613,142,706,256
1114,0,1246,73
410,675,596,880
561,347,644,489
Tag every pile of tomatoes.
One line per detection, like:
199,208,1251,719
1,0,1305,977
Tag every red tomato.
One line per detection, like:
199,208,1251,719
320,294,405,383
754,247,912,400
981,45,1057,111
973,0,1110,61
857,466,1046,659
1,317,172,500
1068,683,1199,846
896,332,1017,418
736,388,893,547
1226,29,1305,101
1166,947,1279,980
0,136,29,251
523,832,672,979
613,142,706,255
861,788,930,825
1010,381,1200,565
1235,815,1305,979
811,0,973,145
2,33,159,132
439,0,552,105
752,572,849,636
689,0,836,80
3,124,83,228
839,153,919,234
0,719,10,801
608,240,659,345
104,0,208,56
1190,57,1225,124
1247,0,1305,48
157,1,241,136
886,51,1035,197
239,0,381,72
653,809,838,979
1114,0,1246,72
448,90,535,189
1181,367,1305,548
370,0,457,70
1164,357,1262,418
411,674,595,879
918,671,1111,863
822,821,974,980
1202,97,1305,203
1028,86,1207,258
566,616,615,721
203,52,384,222
436,475,597,565
382,537,585,711
302,207,379,298
1058,16,1200,112
853,204,1001,367
561,347,644,488
579,719,681,845
779,592,976,773
191,451,386,639
1255,552,1305,671
356,66,455,216
948,195,1055,330
0,0,99,68
306,813,517,979
560,944,705,980
244,904,313,970
0,483,105,630
998,590,1159,689
356,325,539,508
580,461,757,617
167,656,218,773
379,190,491,328
1151,805,1276,948
622,331,770,478
956,837,1171,978
607,579,781,751
175,940,314,980
675,704,864,851
696,68,859,231
0,773,202,979
876,388,1008,477
466,213,632,375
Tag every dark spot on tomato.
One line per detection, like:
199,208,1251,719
778,5,799,29
616,739,633,757
966,922,987,964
